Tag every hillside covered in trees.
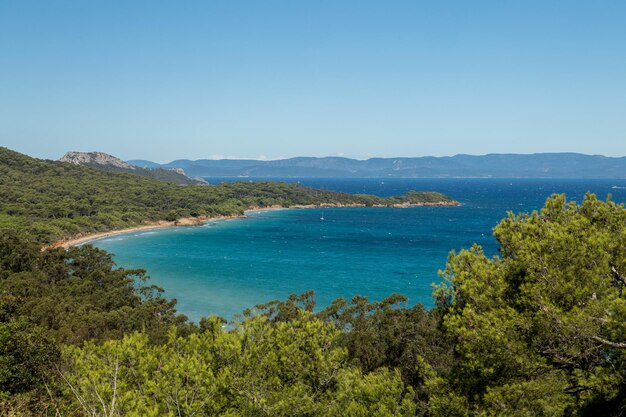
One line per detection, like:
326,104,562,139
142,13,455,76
0,147,624,416
60,151,209,186
0,147,456,244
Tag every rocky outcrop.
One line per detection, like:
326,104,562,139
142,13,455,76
169,167,186,175
60,151,207,185
60,151,136,170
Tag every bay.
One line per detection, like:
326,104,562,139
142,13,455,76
93,178,626,321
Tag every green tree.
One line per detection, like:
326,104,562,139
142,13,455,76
59,312,416,416
428,194,626,416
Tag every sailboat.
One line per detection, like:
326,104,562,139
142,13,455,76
320,210,325,221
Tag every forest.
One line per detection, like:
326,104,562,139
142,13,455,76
0,147,455,244
0,148,624,416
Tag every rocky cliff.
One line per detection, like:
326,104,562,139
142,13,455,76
61,151,136,170
60,151,206,185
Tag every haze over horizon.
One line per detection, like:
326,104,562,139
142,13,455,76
48,149,626,165
134,151,625,165
2,1,625,161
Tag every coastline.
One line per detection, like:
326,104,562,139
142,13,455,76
44,201,459,250
43,214,243,250
44,205,290,250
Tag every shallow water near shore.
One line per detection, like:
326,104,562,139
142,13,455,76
93,178,626,321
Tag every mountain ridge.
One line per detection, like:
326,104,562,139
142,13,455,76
128,152,626,178
61,151,207,185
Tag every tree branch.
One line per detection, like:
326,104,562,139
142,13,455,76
592,335,626,349
109,354,119,417
610,265,626,286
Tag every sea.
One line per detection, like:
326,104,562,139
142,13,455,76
92,178,626,322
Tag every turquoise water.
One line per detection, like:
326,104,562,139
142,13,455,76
93,179,626,321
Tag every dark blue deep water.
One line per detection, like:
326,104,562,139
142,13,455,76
93,178,626,321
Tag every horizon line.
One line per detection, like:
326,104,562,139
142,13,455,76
123,151,626,165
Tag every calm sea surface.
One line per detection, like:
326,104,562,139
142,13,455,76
93,178,626,321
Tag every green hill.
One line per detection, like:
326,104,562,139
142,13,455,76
60,150,208,185
82,162,209,185
0,147,457,243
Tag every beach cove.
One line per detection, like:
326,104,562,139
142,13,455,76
45,200,460,250
89,178,626,321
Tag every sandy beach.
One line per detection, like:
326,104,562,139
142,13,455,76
43,205,293,250
44,201,458,250
43,214,241,250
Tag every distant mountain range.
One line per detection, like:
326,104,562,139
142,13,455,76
128,153,626,179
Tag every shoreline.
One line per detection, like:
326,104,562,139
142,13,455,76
44,201,459,250
44,205,291,250
42,214,245,250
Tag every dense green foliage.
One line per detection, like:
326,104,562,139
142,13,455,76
0,147,455,244
81,162,208,185
60,314,416,417
427,193,626,416
1,232,188,345
0,230,192,414
0,147,624,416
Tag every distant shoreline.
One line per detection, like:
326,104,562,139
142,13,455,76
45,201,459,250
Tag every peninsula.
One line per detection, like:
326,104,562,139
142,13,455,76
0,147,458,246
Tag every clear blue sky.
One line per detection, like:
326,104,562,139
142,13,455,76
1,1,625,161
